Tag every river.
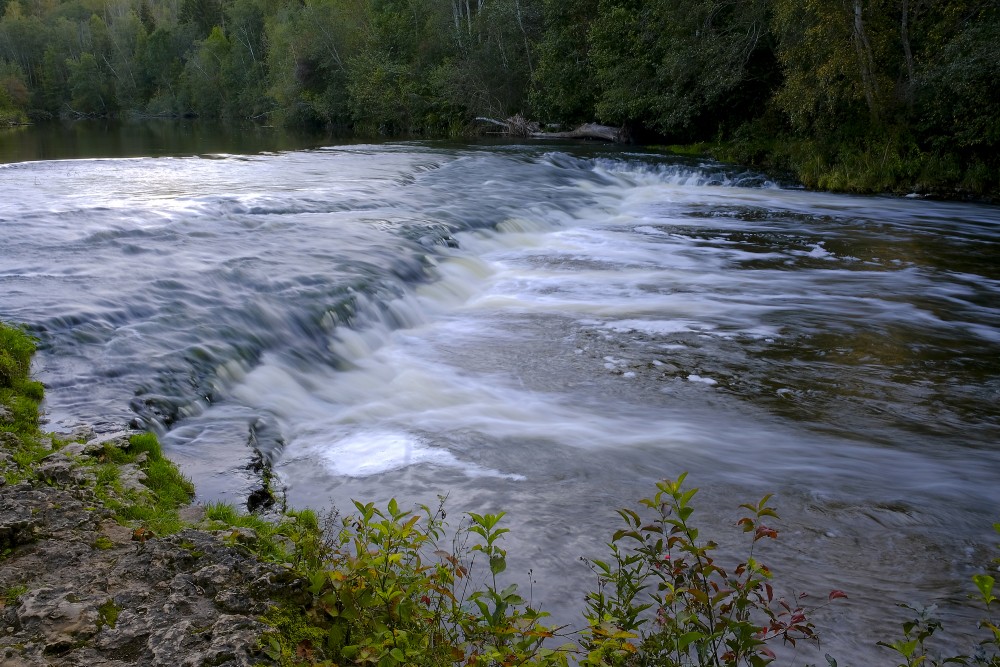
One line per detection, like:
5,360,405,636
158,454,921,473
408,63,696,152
2,122,999,664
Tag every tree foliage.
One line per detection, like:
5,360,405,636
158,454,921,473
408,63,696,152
0,0,996,193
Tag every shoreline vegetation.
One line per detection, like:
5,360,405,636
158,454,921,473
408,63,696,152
1,0,998,199
3,313,1000,667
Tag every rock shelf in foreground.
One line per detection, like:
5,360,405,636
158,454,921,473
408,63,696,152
0,428,291,667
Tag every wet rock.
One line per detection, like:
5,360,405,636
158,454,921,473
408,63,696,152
192,563,233,595
0,404,13,423
178,505,206,524
147,615,270,667
99,520,134,546
52,426,96,443
246,486,275,513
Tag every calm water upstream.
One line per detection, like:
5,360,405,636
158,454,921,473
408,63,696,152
2,123,999,664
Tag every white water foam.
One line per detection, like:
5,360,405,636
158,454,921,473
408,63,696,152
292,429,524,480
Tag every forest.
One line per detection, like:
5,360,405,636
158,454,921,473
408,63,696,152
0,0,997,195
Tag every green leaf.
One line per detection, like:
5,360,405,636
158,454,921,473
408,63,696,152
677,631,703,651
390,648,405,662
877,639,919,658
973,574,996,603
490,555,507,575
327,624,345,650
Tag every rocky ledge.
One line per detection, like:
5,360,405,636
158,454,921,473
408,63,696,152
0,428,296,667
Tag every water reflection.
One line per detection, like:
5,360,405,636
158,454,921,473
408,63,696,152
0,119,335,163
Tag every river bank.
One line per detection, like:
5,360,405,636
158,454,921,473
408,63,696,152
0,323,302,666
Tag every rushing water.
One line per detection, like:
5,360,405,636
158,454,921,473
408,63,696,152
2,127,1000,663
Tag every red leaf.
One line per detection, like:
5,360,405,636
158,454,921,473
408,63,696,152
829,590,848,601
760,646,777,660
755,526,779,540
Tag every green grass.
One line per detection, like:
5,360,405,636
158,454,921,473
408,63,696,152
0,322,49,485
93,437,195,536
203,501,296,562
0,323,34,384
3,584,28,605
97,598,120,628
128,432,164,461
92,535,114,550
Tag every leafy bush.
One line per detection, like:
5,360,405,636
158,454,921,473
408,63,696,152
578,474,841,667
261,497,568,666
258,476,850,667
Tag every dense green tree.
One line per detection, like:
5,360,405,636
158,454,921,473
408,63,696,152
222,0,271,118
137,24,195,113
771,0,899,135
37,45,70,112
915,4,1000,153
180,0,221,37
0,1,47,87
0,57,29,121
264,0,362,126
66,51,114,113
529,0,597,123
433,0,539,119
179,25,230,116
583,0,775,139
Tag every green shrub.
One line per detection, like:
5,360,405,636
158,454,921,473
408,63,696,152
577,474,840,667
261,497,569,666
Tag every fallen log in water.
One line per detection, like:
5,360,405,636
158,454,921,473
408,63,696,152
476,115,628,143
530,122,628,142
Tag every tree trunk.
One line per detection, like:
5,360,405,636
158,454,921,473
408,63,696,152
900,0,915,107
852,0,880,120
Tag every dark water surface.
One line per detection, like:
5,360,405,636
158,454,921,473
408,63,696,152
2,123,999,664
